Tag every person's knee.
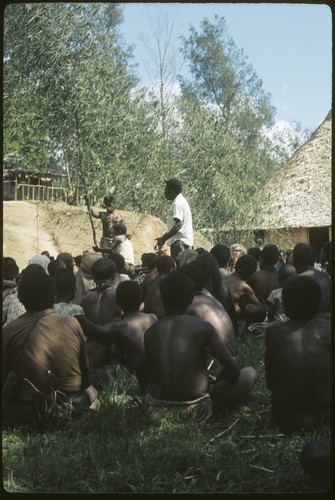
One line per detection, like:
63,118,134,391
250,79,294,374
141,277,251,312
240,366,257,391
299,440,331,482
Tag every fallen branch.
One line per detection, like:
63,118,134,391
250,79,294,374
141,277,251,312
250,464,274,473
209,418,239,442
240,434,284,439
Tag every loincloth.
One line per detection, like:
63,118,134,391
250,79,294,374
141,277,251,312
272,406,331,433
144,392,213,423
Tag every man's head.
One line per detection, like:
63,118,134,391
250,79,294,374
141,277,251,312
113,223,127,236
91,258,117,282
3,257,20,281
116,280,141,313
278,263,297,286
247,247,261,262
18,269,56,311
282,275,321,321
164,178,182,201
156,255,176,275
230,243,247,262
48,258,66,277
159,271,195,313
103,195,116,209
56,252,75,271
142,252,158,270
53,268,76,301
234,255,258,280
259,244,279,268
292,243,315,273
210,244,231,268
179,262,207,293
28,254,50,274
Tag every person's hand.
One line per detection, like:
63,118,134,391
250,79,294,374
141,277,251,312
155,236,166,249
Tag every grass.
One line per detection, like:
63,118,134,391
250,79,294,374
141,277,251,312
2,335,331,494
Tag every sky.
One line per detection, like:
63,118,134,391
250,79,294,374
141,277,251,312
119,2,332,133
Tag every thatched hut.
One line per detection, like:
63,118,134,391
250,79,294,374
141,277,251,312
252,111,332,256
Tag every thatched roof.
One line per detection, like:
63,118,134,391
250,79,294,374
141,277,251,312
254,111,332,230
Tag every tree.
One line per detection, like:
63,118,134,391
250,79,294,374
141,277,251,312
179,16,275,141
173,16,279,243
3,3,140,203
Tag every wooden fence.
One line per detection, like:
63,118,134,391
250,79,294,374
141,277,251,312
3,181,68,202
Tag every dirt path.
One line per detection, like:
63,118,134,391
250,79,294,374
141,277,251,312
3,201,59,270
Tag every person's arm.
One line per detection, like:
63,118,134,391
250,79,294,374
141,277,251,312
76,315,118,343
207,323,240,380
267,300,275,322
264,328,274,389
91,208,101,219
156,218,182,248
92,236,120,254
78,335,91,390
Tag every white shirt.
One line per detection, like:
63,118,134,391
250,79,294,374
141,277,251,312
166,193,193,247
115,238,135,265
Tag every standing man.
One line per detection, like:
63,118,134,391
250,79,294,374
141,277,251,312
155,178,193,265
90,195,123,253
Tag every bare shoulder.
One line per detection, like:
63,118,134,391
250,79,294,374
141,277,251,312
265,321,291,339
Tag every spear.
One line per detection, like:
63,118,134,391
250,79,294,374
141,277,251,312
75,111,98,248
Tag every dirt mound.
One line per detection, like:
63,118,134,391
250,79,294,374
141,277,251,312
3,201,211,270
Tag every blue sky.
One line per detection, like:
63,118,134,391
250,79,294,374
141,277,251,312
120,2,332,132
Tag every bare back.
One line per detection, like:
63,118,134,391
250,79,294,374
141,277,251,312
187,294,236,354
247,269,279,302
143,275,166,319
224,274,259,317
112,312,157,371
144,314,239,401
81,288,122,325
265,318,331,414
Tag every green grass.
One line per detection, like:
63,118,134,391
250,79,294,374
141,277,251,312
2,336,331,493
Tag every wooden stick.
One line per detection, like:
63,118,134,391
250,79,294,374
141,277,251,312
240,434,284,439
209,418,239,442
250,464,274,473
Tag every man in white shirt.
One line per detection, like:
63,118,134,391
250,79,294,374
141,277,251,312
155,178,193,265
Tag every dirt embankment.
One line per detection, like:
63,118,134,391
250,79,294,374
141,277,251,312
3,201,211,270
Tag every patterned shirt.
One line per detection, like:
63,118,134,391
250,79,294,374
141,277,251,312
53,302,84,317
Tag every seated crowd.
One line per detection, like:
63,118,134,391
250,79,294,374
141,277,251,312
2,237,331,482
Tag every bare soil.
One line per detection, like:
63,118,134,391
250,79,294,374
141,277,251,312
3,201,211,270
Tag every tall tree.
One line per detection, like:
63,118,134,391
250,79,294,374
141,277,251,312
179,16,275,145
3,3,140,203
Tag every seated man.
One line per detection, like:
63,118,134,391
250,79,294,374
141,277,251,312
144,272,257,423
222,255,266,333
138,253,159,301
143,255,175,318
89,281,157,393
3,256,26,325
247,244,280,303
267,263,297,322
81,258,122,325
180,261,236,355
2,269,98,429
292,243,331,315
265,275,331,433
94,223,135,277
210,244,232,279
